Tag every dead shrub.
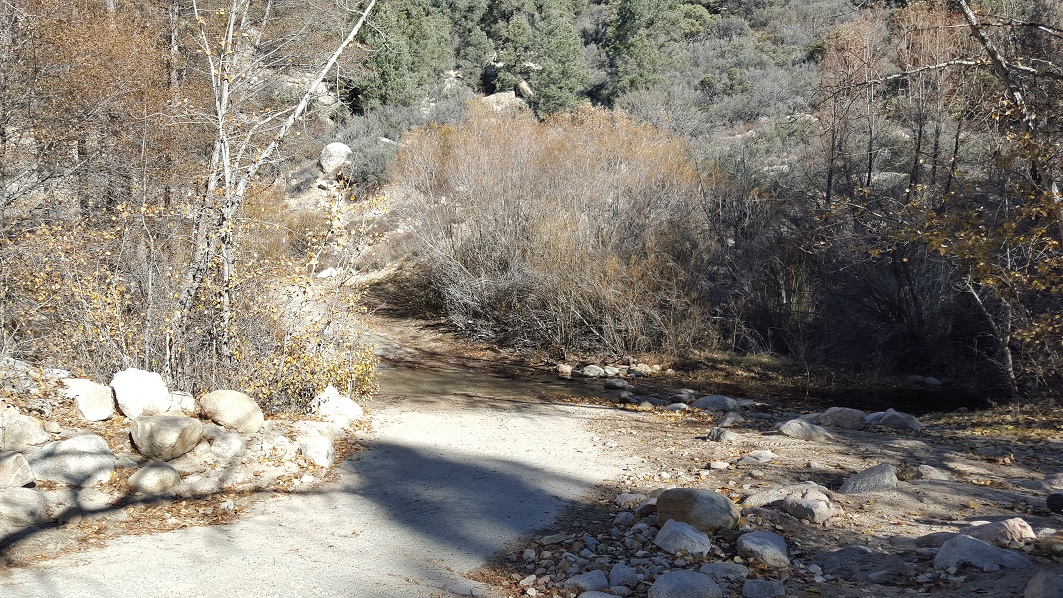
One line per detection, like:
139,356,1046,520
388,105,719,357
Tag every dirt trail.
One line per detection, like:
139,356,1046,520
1,319,638,597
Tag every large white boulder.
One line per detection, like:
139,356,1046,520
311,386,363,429
199,390,263,434
110,368,172,418
0,487,47,525
0,411,50,451
130,416,204,461
297,434,335,468
62,379,116,422
320,142,352,175
0,452,34,487
27,435,115,486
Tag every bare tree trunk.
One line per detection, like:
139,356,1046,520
165,0,379,380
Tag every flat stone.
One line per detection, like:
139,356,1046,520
657,487,741,533
838,463,898,494
743,482,830,508
778,419,832,441
737,531,789,568
0,451,34,487
934,534,1032,572
738,449,777,465
653,519,712,556
128,462,181,494
648,570,722,598
27,435,114,486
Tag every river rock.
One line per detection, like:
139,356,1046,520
28,435,114,486
744,579,785,598
210,431,247,460
609,563,639,588
838,463,898,494
297,434,335,468
818,407,866,430
604,378,629,390
199,390,263,434
648,570,722,598
128,462,181,494
557,364,573,377
0,452,33,487
717,411,745,427
782,488,843,523
692,395,740,411
657,487,741,533
821,545,916,582
699,563,749,580
918,464,953,480
706,427,740,443
744,482,830,508
110,368,172,418
0,412,50,451
130,416,204,461
778,419,832,441
654,519,713,556
320,142,352,174
738,449,778,465
934,534,1032,571
878,408,922,432
958,518,1036,547
0,487,47,525
563,570,608,592
615,493,647,509
1025,569,1063,598
737,531,789,568
311,386,363,429
62,379,116,422
581,365,606,378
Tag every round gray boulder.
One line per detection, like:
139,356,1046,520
657,487,741,533
648,570,722,598
737,531,790,568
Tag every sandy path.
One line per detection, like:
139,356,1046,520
1,364,634,597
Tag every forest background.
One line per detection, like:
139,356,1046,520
0,0,1060,408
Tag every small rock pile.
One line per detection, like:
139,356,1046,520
0,361,365,534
